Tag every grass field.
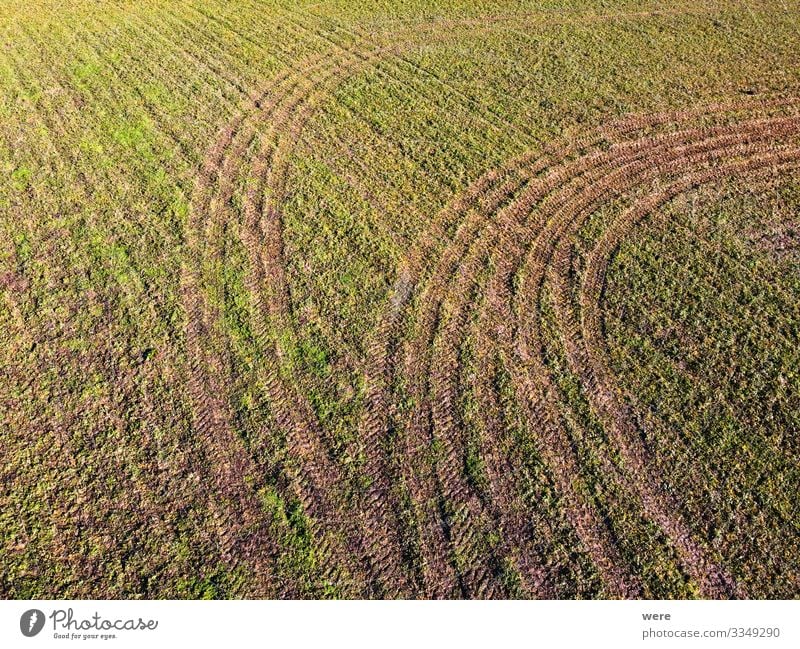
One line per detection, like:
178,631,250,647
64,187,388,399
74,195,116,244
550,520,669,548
1,0,799,599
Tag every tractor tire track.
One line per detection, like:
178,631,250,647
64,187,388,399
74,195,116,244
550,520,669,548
184,49,377,594
512,110,800,597
239,44,395,594
185,22,441,595
573,146,800,594
365,96,798,598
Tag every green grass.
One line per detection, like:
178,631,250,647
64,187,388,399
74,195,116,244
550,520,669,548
1,0,799,598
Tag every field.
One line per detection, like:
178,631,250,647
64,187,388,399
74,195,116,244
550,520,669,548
1,0,799,599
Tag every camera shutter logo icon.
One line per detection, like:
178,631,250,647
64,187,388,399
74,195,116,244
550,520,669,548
20,609,45,637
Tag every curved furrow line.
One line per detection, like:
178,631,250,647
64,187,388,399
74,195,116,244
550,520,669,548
574,144,800,594
186,45,396,594
181,98,291,596
194,23,450,593
512,109,800,596
182,53,367,593
413,173,538,598
510,134,748,594
524,119,800,596
395,171,537,598
397,128,650,596
405,116,742,598
482,222,639,597
417,154,653,597
502,132,717,594
237,43,403,595
356,97,791,597
403,119,749,595
462,134,695,596
189,10,500,594
356,264,432,594
390,96,796,329
419,146,676,596
434,102,796,596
